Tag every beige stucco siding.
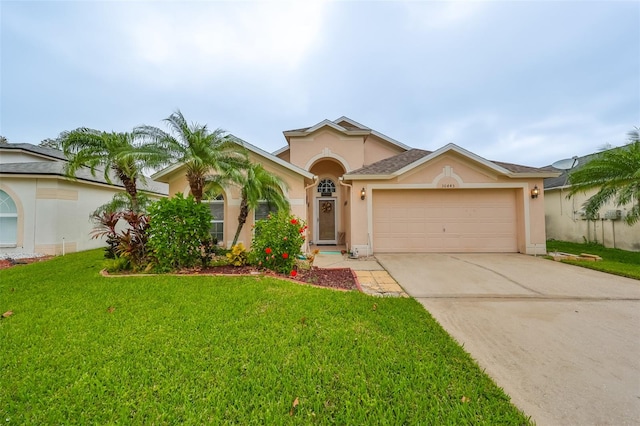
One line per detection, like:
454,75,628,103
163,153,309,249
289,129,365,172
363,135,405,166
545,187,640,251
275,149,290,162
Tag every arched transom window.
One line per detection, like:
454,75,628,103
317,178,336,195
0,190,18,246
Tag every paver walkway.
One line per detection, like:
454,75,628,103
354,270,408,297
313,252,407,297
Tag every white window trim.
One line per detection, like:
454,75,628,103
0,190,18,246
204,195,225,245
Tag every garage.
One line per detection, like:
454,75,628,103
373,188,518,253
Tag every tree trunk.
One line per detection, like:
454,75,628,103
115,167,139,212
187,172,205,203
232,196,249,247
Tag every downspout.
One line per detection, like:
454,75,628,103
338,177,352,253
304,176,318,252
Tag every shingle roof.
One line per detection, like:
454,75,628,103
544,154,595,189
0,143,67,161
345,148,553,176
493,161,558,174
0,161,168,195
346,149,432,175
283,117,412,151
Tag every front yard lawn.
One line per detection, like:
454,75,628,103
546,240,640,280
1,250,529,424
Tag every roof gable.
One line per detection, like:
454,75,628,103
0,161,167,195
346,143,559,179
0,143,67,162
282,116,411,151
151,134,314,182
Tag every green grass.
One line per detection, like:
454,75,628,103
547,240,640,280
1,250,529,425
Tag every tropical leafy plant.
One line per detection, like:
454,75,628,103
232,163,290,246
147,194,213,271
58,129,164,212
568,129,640,225
90,211,122,259
226,243,248,266
250,211,307,274
90,210,150,271
114,211,151,271
136,110,248,202
91,192,154,218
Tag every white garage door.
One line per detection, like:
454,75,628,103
373,189,518,253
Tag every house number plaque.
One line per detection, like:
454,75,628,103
441,183,456,188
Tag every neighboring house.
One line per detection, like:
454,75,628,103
0,143,168,255
152,117,558,255
544,152,640,251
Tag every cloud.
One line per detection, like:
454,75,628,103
478,115,631,166
118,1,326,87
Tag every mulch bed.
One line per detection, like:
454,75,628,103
1,256,359,291
179,265,359,291
0,256,53,270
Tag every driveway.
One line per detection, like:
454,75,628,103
376,253,640,426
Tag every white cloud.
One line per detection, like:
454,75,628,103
482,115,631,166
119,1,327,86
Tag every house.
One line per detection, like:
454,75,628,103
544,151,640,251
0,143,167,255
152,117,558,255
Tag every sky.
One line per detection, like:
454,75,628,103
1,0,638,168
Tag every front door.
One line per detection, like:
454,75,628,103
316,198,336,245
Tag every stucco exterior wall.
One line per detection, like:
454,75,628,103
0,177,163,256
289,129,365,172
275,149,290,162
545,187,640,251
163,153,308,249
348,157,548,255
363,135,405,166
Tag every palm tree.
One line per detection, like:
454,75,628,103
568,128,640,225
59,129,164,212
232,163,290,247
136,110,248,202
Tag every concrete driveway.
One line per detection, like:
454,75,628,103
376,253,640,426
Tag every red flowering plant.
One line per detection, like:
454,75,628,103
249,210,306,275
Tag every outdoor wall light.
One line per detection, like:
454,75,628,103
531,185,539,199
360,188,366,200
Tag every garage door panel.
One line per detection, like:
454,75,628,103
373,189,518,253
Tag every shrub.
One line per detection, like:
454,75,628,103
226,243,248,266
103,256,131,273
250,211,306,274
90,211,121,259
147,194,213,272
114,211,151,272
90,210,150,272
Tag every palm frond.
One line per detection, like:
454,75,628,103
568,131,640,225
